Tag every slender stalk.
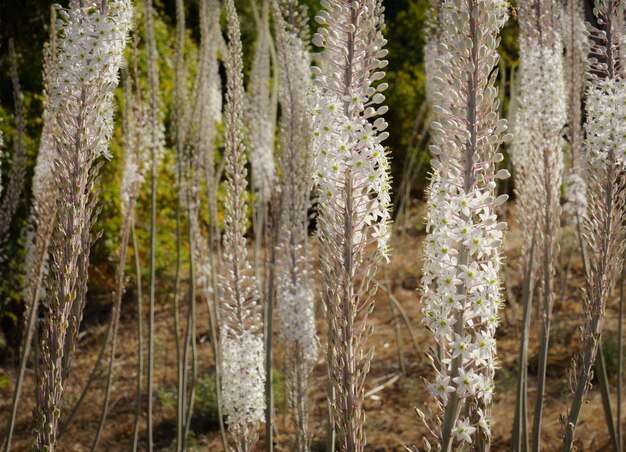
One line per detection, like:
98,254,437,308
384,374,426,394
390,295,406,373
511,4,564,449
131,219,143,452
173,0,186,447
203,17,227,437
182,188,198,447
143,1,159,449
325,337,336,452
532,299,552,452
597,347,619,451
174,164,184,451
618,255,625,452
384,268,406,373
512,232,536,452
92,215,132,450
127,25,145,452
264,203,279,452
147,78,156,452
419,2,510,449
312,1,391,448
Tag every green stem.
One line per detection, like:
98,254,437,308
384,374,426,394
597,346,619,451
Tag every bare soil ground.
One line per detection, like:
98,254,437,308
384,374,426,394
1,204,624,451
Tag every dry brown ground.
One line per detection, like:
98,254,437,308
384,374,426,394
1,204,624,451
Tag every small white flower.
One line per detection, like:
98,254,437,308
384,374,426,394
453,418,476,443
428,375,455,404
453,368,477,397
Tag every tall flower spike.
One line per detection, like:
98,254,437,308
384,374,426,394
311,0,391,449
6,14,57,448
274,0,318,449
35,1,132,449
247,0,277,204
219,0,266,448
184,0,222,306
562,1,626,449
511,1,567,449
0,42,26,244
562,0,588,222
419,1,509,450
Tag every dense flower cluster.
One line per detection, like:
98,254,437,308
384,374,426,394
51,0,133,160
311,93,391,257
512,46,566,172
422,175,506,402
220,333,266,440
563,172,587,221
584,78,626,166
278,283,317,362
31,118,56,213
420,0,509,447
0,46,27,244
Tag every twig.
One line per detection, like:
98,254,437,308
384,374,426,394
364,374,401,399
